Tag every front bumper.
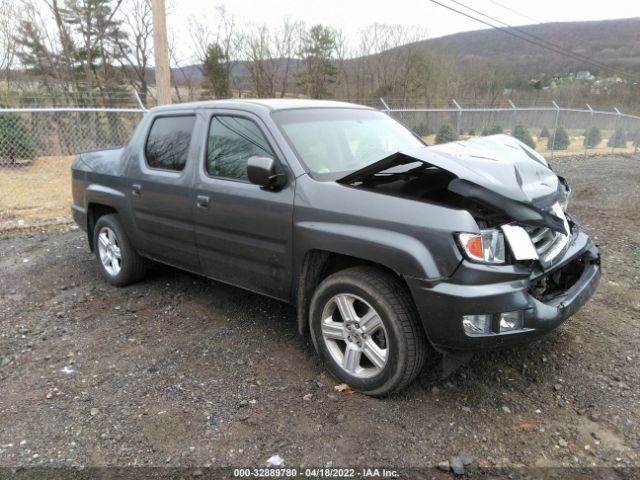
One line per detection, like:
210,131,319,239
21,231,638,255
407,227,600,352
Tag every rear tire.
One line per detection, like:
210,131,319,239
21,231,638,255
309,266,427,396
93,214,146,286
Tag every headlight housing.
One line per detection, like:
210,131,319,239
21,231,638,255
558,177,571,211
457,229,506,264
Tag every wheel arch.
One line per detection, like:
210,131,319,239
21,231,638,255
295,249,414,337
86,203,118,251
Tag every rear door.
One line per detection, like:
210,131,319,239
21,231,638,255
126,113,202,273
193,110,295,301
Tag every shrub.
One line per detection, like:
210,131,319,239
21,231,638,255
481,125,503,136
583,127,602,148
607,128,627,148
511,124,535,149
468,128,476,136
435,124,459,144
413,121,432,137
548,126,570,150
626,129,640,146
539,126,550,138
0,111,35,164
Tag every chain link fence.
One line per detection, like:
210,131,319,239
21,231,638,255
382,98,640,159
1,101,639,236
0,107,143,236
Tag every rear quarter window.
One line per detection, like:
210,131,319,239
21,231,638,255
145,115,196,171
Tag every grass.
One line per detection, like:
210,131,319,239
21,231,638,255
0,156,74,225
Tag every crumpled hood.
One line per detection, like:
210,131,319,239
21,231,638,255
401,134,559,205
338,134,568,233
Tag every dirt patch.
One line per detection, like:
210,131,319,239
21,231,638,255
0,156,74,225
0,155,638,473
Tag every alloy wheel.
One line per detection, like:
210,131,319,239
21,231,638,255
320,293,389,378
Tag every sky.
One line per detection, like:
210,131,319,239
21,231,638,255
167,0,640,63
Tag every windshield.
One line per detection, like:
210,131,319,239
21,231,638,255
271,108,424,177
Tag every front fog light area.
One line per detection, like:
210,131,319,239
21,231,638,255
463,311,525,336
499,311,524,332
462,314,492,335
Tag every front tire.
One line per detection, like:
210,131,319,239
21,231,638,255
309,266,427,396
93,214,146,287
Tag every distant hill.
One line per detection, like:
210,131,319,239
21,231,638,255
395,18,640,76
173,18,640,88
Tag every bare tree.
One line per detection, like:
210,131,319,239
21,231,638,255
15,1,73,102
189,6,240,97
168,32,194,102
244,24,276,97
0,0,19,88
274,18,303,97
333,28,351,99
116,0,153,106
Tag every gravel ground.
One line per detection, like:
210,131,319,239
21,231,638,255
0,154,638,477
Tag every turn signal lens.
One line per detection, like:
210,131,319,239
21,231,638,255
457,230,506,264
465,236,483,259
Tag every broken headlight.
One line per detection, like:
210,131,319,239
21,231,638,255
457,229,506,264
558,177,571,211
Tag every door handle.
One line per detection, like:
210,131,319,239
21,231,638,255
196,194,210,208
131,183,142,196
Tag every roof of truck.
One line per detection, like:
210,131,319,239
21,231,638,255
149,98,372,113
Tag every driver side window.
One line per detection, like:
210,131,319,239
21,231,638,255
206,116,275,181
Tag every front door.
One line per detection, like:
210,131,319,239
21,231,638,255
193,111,295,301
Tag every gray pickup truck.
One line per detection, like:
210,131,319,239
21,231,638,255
71,99,600,395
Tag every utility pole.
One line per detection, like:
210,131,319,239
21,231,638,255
151,0,172,105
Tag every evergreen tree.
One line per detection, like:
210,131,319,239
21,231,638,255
511,125,535,149
607,128,627,148
583,127,601,148
201,43,230,98
539,126,550,138
435,124,459,144
548,126,570,150
297,25,337,99
413,122,432,137
0,112,35,164
481,125,503,136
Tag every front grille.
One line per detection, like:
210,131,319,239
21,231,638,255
527,203,571,266
529,226,558,257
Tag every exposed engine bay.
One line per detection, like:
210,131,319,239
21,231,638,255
338,134,573,267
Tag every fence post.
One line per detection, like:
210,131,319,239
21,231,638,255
550,100,560,160
612,107,622,153
508,99,517,131
452,98,462,134
134,91,148,112
585,104,593,158
379,97,391,115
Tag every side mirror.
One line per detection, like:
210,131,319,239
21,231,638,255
247,156,286,189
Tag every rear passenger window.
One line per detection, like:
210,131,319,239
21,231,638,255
206,116,274,181
145,115,195,171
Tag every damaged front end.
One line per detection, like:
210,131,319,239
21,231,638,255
338,134,574,270
338,134,601,353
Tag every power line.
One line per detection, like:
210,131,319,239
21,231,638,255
446,0,632,76
429,0,640,82
449,0,601,62
483,0,541,24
